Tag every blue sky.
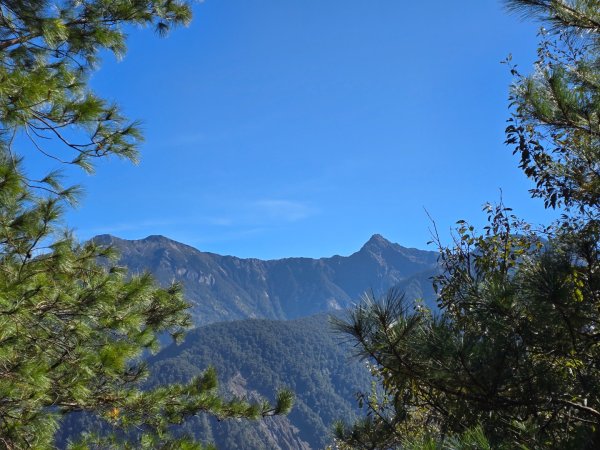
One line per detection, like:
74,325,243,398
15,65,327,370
61,0,558,259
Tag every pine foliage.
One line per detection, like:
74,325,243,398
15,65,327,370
505,0,600,211
0,2,293,448
0,0,192,172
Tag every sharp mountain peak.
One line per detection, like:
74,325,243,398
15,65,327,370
361,233,393,249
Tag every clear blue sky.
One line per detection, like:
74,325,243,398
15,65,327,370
62,0,558,259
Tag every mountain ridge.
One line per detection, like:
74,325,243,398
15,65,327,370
94,232,430,260
93,233,439,325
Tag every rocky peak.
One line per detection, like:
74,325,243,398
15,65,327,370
142,234,172,244
359,233,397,255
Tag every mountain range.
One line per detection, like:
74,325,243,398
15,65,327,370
58,234,442,449
93,233,439,326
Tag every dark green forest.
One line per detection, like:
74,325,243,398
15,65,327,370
149,315,370,449
56,314,370,449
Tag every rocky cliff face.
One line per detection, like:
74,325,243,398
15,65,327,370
93,233,439,325
224,373,312,450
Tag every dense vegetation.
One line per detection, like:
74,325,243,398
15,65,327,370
56,314,371,449
148,314,371,449
334,1,600,449
0,2,291,448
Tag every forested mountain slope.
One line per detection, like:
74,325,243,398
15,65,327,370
147,314,371,449
94,233,438,325
57,314,371,449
